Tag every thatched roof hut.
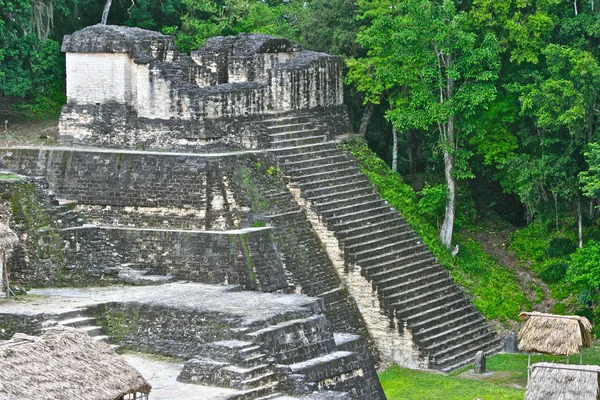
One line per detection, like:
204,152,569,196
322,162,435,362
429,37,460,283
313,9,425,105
0,222,18,251
519,312,593,356
0,327,151,400
524,362,600,400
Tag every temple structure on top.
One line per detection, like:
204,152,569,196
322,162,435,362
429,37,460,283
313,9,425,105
58,24,347,151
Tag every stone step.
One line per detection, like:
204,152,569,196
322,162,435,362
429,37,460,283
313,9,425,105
297,172,368,192
382,276,456,307
344,230,416,255
405,297,472,328
287,160,357,179
285,351,358,382
271,135,328,149
359,244,430,269
363,253,436,278
227,383,279,400
53,309,85,321
438,339,503,372
377,269,451,295
79,325,103,337
276,148,341,164
413,309,482,340
325,205,393,228
93,335,110,343
395,290,466,319
315,193,381,215
434,335,501,371
269,129,324,142
204,340,265,365
349,237,422,262
340,220,410,246
58,316,97,328
304,178,371,199
274,339,338,365
266,123,315,133
281,154,352,172
222,364,272,382
309,186,374,206
391,284,460,311
231,372,278,390
272,142,336,157
423,323,491,356
262,116,313,126
319,199,389,221
330,210,398,232
293,167,364,186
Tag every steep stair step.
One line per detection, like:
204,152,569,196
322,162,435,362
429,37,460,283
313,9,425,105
372,264,442,291
314,193,380,214
438,339,503,372
382,276,456,306
57,316,97,328
358,244,430,268
231,372,278,390
349,237,421,262
406,301,476,334
266,123,315,133
325,205,393,228
269,130,324,141
276,148,342,164
222,364,272,382
280,154,352,171
272,142,337,157
391,285,459,311
319,199,389,220
304,178,371,199
292,167,364,186
330,210,399,232
226,382,279,400
286,160,357,177
309,186,375,206
423,324,492,356
344,230,416,255
262,116,313,125
413,310,482,339
434,336,501,371
363,253,435,277
395,291,467,319
78,325,103,336
377,270,451,294
418,314,487,346
271,135,328,149
405,297,472,327
339,220,411,245
285,351,357,380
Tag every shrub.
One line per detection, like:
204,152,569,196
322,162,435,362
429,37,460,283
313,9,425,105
539,261,569,283
547,237,576,258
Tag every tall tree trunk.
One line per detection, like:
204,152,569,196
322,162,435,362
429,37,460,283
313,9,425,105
440,116,456,249
407,130,416,173
578,196,583,248
552,191,559,231
590,198,596,221
358,103,375,136
101,0,112,24
392,124,398,172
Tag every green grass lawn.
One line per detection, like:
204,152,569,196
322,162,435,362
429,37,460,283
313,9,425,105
380,347,600,400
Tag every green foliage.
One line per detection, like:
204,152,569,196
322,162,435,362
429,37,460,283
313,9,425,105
509,221,550,262
566,240,600,291
539,261,569,284
417,184,446,229
547,237,576,258
345,139,529,322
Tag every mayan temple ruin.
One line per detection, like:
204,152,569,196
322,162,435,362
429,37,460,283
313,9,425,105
0,24,503,399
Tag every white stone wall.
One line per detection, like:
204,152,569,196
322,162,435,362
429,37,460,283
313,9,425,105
135,64,176,120
66,53,135,105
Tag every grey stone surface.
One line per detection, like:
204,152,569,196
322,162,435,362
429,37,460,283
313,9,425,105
474,351,486,374
504,331,518,353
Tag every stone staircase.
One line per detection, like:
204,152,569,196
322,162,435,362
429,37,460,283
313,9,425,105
264,114,502,372
179,311,383,399
42,309,109,344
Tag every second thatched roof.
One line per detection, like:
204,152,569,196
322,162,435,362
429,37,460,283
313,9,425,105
524,362,600,400
0,326,151,400
0,222,17,252
519,311,593,356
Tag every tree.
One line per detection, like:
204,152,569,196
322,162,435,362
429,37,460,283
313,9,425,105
348,0,499,248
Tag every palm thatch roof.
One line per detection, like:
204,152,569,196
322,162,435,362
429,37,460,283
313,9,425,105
0,326,151,400
524,362,600,400
0,223,17,252
519,312,593,356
